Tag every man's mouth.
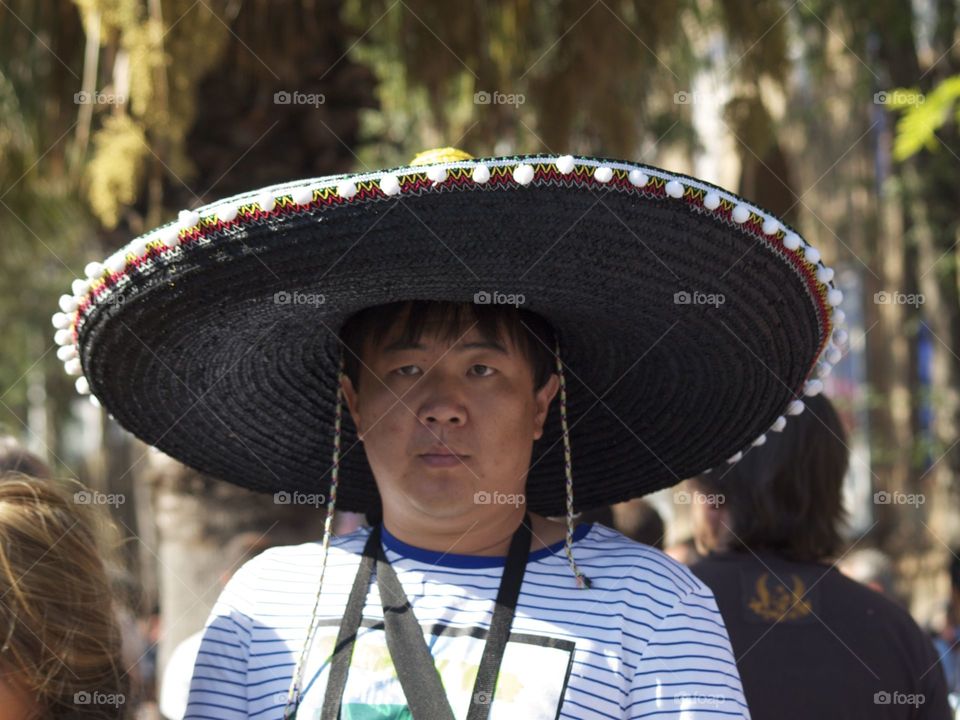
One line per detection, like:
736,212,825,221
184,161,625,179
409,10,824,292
419,449,470,467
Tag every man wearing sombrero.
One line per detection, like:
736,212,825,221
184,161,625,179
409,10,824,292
54,147,844,718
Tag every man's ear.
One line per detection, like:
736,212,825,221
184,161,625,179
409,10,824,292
339,374,364,440
532,373,561,441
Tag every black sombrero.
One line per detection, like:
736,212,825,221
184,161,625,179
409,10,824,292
52,147,845,517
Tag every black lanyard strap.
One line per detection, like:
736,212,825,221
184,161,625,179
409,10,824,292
321,514,533,720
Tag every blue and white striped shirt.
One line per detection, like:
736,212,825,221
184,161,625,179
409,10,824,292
184,521,750,719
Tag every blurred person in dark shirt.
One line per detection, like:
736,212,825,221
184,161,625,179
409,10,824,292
689,393,951,720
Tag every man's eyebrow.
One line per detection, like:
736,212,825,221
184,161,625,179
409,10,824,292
381,340,509,354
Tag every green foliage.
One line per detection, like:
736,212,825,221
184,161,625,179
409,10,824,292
890,76,960,160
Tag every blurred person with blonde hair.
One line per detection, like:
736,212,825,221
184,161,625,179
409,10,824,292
0,472,130,719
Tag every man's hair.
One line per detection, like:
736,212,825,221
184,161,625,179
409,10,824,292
694,393,849,563
338,300,557,392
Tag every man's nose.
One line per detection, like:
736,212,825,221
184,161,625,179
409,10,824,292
416,377,468,427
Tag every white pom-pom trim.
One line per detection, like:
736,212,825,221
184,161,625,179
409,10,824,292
217,204,239,223
594,167,614,183
833,309,846,325
90,394,101,408
786,399,805,415
426,166,447,184
472,164,491,184
54,329,73,346
513,164,535,185
75,376,90,395
817,362,833,378
804,379,824,396
84,261,104,279
178,209,200,230
817,267,835,284
771,416,787,432
291,186,314,205
752,434,768,447
783,232,802,251
57,345,77,361
556,155,575,174
825,345,843,364
703,192,721,210
131,238,150,256
106,254,126,274
762,217,780,235
379,175,401,196
833,328,849,346
161,226,181,248
337,180,357,199
727,451,743,463
72,279,90,297
804,246,821,264
257,192,276,213
827,288,843,306
731,205,751,223
628,170,648,187
59,294,77,313
52,312,70,330
64,358,82,376
665,180,684,198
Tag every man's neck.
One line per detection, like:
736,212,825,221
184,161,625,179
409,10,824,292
381,509,569,557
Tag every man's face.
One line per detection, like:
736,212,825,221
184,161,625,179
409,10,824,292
340,316,559,527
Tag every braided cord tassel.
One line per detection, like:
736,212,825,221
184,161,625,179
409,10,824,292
555,338,592,590
283,352,346,719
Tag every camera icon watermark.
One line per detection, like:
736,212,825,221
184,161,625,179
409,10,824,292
473,690,492,704
673,90,719,106
74,690,125,707
874,690,925,707
674,290,725,308
873,490,925,508
274,290,326,307
874,291,924,307
873,90,925,106
274,490,327,508
74,90,127,105
473,290,525,308
473,490,524,508
273,90,326,107
74,490,126,508
674,490,725,507
473,90,525,107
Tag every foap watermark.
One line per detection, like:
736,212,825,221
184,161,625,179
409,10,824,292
74,691,125,708
874,490,925,508
674,490,725,507
674,693,723,708
874,691,925,708
273,90,326,107
474,290,525,308
74,490,125,508
474,490,524,508
874,90,925,106
874,291,924,307
74,90,127,105
274,290,325,307
473,90,525,107
473,690,493,705
673,90,720,106
274,490,326,507
674,290,725,308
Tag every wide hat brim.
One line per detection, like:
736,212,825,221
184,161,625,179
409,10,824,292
53,154,842,516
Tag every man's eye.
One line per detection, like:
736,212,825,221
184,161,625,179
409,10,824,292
471,364,496,376
393,365,421,376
